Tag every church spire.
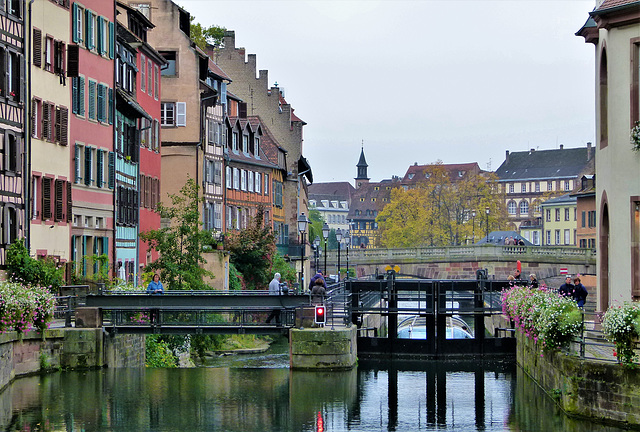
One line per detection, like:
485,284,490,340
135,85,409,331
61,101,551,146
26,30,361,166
355,142,369,188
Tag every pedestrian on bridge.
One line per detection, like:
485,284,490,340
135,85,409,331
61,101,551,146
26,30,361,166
266,273,282,324
147,274,164,295
311,278,326,305
308,271,327,292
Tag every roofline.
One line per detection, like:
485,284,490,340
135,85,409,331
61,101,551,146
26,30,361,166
497,175,580,182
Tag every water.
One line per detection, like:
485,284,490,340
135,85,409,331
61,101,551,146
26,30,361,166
0,340,628,431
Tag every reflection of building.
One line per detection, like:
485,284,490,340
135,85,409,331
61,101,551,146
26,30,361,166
308,182,354,233
495,145,594,232
29,0,71,265
577,0,640,305
540,194,576,246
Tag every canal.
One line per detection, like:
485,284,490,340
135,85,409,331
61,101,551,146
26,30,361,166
0,337,628,431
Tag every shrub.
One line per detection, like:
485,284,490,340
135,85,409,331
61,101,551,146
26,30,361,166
602,302,640,366
0,282,55,334
5,239,64,292
145,335,178,368
501,285,582,350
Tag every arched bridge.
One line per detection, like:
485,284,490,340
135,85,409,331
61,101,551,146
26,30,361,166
321,245,596,279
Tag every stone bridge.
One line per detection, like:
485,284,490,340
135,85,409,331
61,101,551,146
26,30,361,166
320,245,596,280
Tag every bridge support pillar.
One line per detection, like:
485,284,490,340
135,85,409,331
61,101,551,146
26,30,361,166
289,327,357,370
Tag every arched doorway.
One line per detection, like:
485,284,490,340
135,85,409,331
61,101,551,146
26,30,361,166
599,201,610,312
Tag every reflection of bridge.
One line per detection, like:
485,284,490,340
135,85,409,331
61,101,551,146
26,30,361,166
322,245,596,279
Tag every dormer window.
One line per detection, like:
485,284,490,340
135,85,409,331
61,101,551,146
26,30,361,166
242,134,249,154
254,137,260,159
458,171,464,177
408,173,415,180
232,132,239,153
425,173,431,178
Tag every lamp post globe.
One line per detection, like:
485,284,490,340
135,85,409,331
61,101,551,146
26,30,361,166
322,223,329,276
336,228,343,282
344,231,351,280
313,236,320,272
297,213,308,289
485,207,490,243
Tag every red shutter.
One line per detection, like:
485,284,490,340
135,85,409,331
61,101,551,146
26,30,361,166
42,177,52,220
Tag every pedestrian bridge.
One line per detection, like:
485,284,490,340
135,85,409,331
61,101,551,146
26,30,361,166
322,245,596,279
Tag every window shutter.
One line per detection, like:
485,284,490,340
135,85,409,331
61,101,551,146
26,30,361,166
96,150,103,187
74,144,81,183
42,102,50,141
88,81,96,119
66,181,72,223
176,102,186,126
72,4,78,43
84,146,91,186
71,78,78,114
67,44,79,78
79,76,85,115
108,87,113,124
102,236,108,256
33,29,42,68
60,107,68,146
19,53,24,103
85,10,92,50
30,98,36,137
97,84,104,122
54,179,64,221
42,177,52,220
108,22,114,59
238,102,247,118
108,151,115,189
54,106,61,143
96,16,103,54
53,41,60,74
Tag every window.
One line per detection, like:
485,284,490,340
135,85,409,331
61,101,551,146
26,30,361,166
555,230,560,245
564,208,570,221
161,102,175,126
509,184,514,193
532,231,539,246
255,172,261,193
147,59,153,95
564,180,570,191
519,200,529,215
72,4,84,44
535,182,540,192
581,211,586,228
546,230,551,245
7,0,21,18
31,98,41,138
564,229,571,245
71,76,85,116
240,169,246,191
521,183,526,193
7,51,22,102
588,211,596,228
232,132,238,152
214,161,222,186
574,208,577,221
85,9,95,50
248,171,254,192
254,137,260,158
507,201,516,215
154,65,159,99
44,35,53,72
160,51,176,76
226,166,232,189
264,174,269,196
547,181,553,191
580,239,586,248
3,132,20,174
555,208,560,222
153,119,159,151
233,168,239,190
242,135,249,153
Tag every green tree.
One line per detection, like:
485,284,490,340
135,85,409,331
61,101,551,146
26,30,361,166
225,206,277,289
307,207,324,244
377,162,507,247
269,251,297,285
139,178,213,290
190,17,226,51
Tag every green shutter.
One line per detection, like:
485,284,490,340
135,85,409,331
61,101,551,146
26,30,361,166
88,80,96,120
96,150,104,187
108,22,114,59
79,76,85,116
82,236,87,276
70,235,76,262
96,16,103,54
84,146,91,186
74,144,81,183
72,77,78,114
108,87,113,124
72,4,78,43
108,151,115,189
97,84,104,122
102,236,108,256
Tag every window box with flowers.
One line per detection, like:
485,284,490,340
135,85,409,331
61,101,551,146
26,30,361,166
602,302,640,366
631,121,640,152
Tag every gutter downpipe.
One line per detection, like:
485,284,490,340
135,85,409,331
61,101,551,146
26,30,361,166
25,0,35,251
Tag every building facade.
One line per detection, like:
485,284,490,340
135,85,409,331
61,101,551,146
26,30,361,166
578,0,640,307
0,0,26,267
68,0,116,279
540,194,577,246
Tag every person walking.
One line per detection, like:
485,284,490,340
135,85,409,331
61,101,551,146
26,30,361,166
310,278,326,305
573,277,588,308
308,271,327,291
266,273,282,324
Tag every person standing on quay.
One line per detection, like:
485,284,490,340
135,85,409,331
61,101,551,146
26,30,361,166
266,273,282,324
573,277,588,308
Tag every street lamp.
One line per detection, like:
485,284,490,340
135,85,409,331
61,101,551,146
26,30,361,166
485,207,490,243
336,228,343,282
298,213,308,289
472,210,476,245
344,231,351,280
313,236,320,273
322,222,329,276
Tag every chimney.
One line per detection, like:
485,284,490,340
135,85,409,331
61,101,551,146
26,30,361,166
505,150,510,163
587,142,592,160
559,144,564,150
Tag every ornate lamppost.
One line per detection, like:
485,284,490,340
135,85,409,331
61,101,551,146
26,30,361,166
344,231,350,280
313,236,320,273
336,228,343,282
297,213,308,289
322,222,329,276
472,209,476,245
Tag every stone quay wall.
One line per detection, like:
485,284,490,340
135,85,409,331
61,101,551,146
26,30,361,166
0,329,144,392
516,332,640,429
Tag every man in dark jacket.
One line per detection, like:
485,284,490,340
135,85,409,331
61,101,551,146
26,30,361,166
308,271,327,291
573,277,588,308
558,276,574,297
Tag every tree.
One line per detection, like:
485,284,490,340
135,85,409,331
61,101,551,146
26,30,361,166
377,162,507,247
225,206,277,289
5,239,64,291
307,207,324,244
139,179,213,290
190,18,226,51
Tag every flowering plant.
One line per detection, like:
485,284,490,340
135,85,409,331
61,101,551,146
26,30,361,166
602,302,640,366
0,282,55,334
129,311,150,324
631,121,640,151
502,285,583,350
9,91,15,97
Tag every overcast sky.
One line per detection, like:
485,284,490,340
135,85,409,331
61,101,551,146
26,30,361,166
178,0,596,184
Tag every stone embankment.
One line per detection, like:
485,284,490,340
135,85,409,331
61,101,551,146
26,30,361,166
0,328,144,392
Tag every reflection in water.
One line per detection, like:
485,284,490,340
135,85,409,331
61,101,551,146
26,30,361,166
0,359,629,431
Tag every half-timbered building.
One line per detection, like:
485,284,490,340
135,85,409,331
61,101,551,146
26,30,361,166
0,0,26,267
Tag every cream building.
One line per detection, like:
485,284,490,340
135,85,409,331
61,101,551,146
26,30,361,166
540,194,577,247
577,0,640,308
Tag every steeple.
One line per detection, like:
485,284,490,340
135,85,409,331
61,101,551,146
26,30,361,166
355,143,369,189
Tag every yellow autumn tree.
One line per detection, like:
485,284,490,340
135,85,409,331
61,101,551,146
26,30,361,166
376,162,507,247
